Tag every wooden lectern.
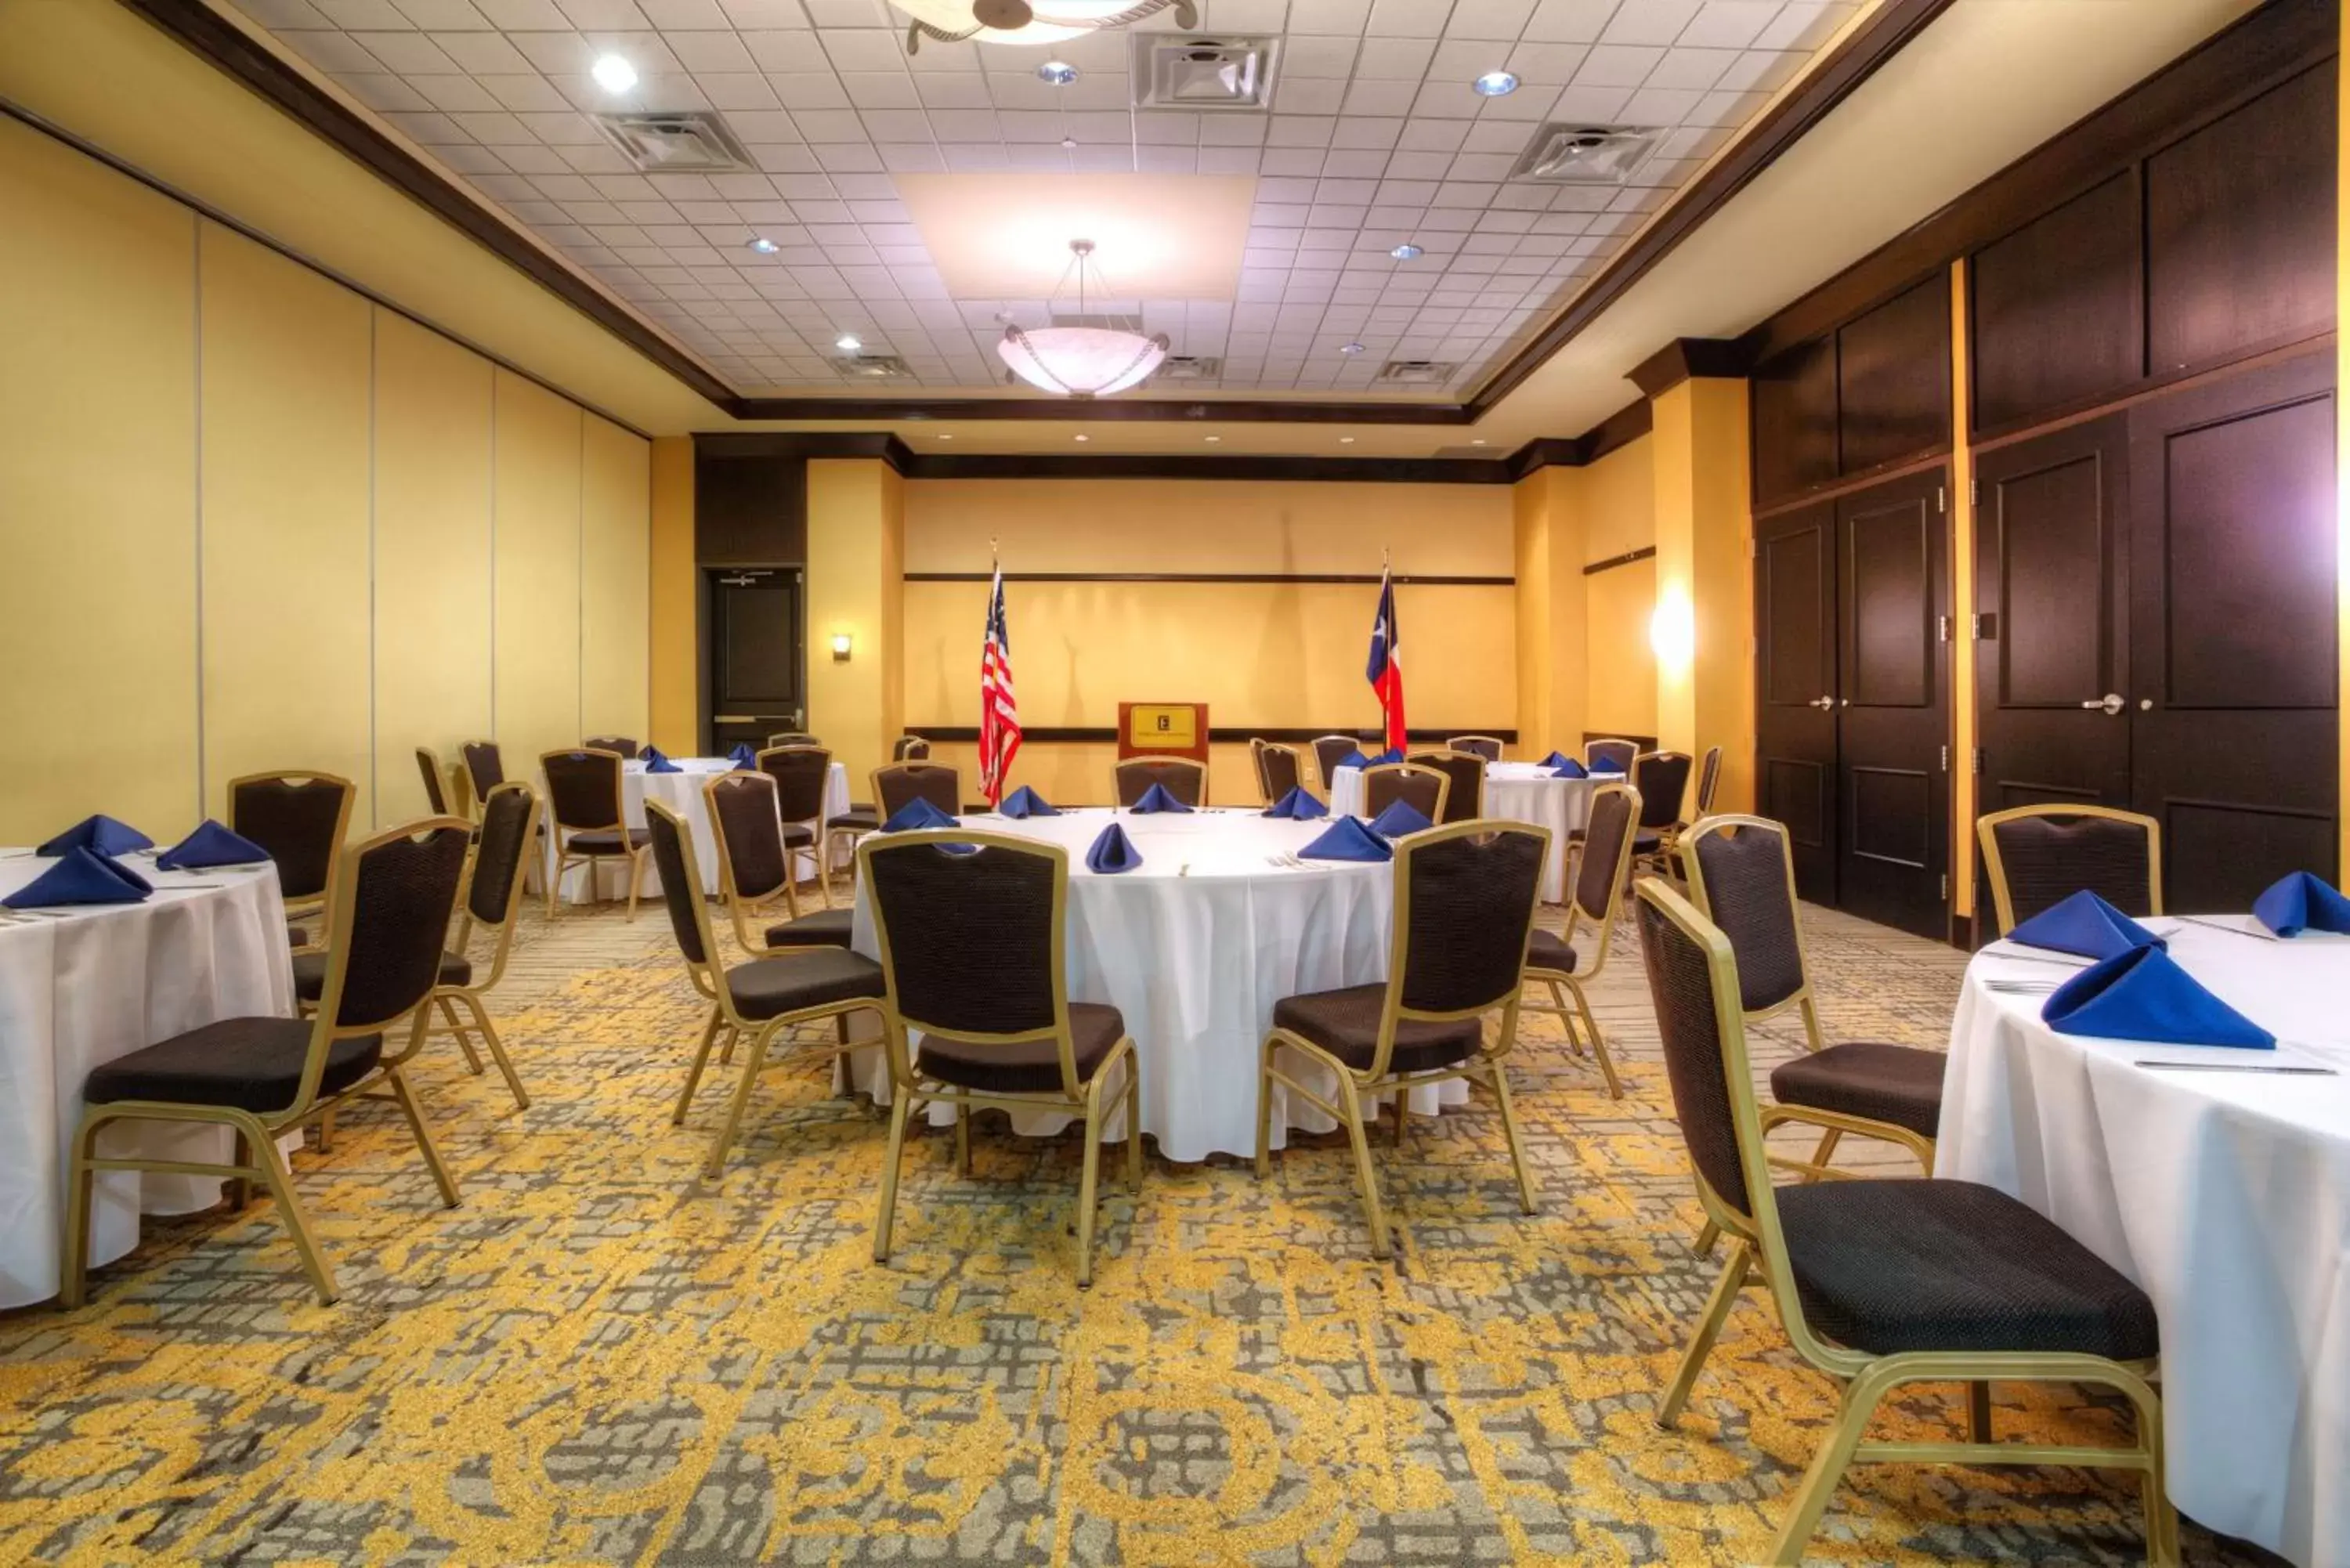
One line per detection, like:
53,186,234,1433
1118,702,1209,763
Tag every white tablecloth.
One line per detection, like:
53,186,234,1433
0,851,295,1309
548,758,849,903
1328,762,1600,902
841,807,1477,1162
1938,916,2350,1567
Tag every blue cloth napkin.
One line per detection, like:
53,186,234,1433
1368,799,1434,837
998,786,1058,818
2253,871,2350,938
727,742,757,770
1298,817,1394,862
5,847,152,908
154,819,268,870
1085,822,1142,874
1549,758,1588,779
2041,944,2275,1050
1260,786,1329,821
1368,747,1405,767
1538,750,1572,769
1336,750,1372,771
642,746,682,774
2007,888,2166,962
1128,782,1192,815
881,797,958,833
37,814,154,858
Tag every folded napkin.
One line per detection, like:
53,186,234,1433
1085,822,1142,874
2007,888,2166,962
2253,871,2350,938
642,746,682,774
37,814,154,858
154,819,268,870
1298,817,1394,862
1368,799,1434,838
2041,944,2274,1050
1127,782,1192,815
881,797,959,833
1336,750,1372,772
727,742,757,770
1549,758,1588,779
998,786,1058,818
1368,747,1405,767
1260,786,1329,821
1538,750,1572,769
5,847,153,908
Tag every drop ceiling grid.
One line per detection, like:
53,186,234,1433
227,0,1859,395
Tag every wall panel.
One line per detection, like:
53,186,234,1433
373,310,493,822
198,223,374,825
493,372,584,772
1586,562,1658,739
582,415,652,746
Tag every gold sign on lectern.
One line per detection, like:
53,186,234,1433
1119,702,1209,761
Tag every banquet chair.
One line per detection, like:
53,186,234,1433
230,770,356,953
1358,762,1448,824
62,816,472,1307
1311,734,1359,793
1446,735,1505,762
1977,804,2162,934
1586,738,1638,775
1521,782,1639,1099
584,735,640,760
414,747,455,815
1115,756,1207,808
459,739,506,808
822,737,932,872
1256,742,1303,805
1635,878,2174,1566
1629,751,1694,876
766,731,822,748
1256,819,1549,1259
645,801,884,1180
756,744,833,911
1680,814,1941,1198
862,830,1141,1287
873,762,962,822
706,771,853,952
1408,750,1485,823
1694,745,1723,816
540,747,650,919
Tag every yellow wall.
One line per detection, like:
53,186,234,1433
0,121,650,845
808,460,907,795
1512,436,1656,760
648,437,699,756
1651,378,1755,813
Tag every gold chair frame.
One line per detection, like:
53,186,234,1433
1254,818,1550,1260
1976,803,2164,937
755,743,836,913
862,829,1141,1288
228,768,356,956
703,771,840,956
1308,734,1359,796
540,747,649,920
1406,749,1487,820
1113,754,1208,809
60,817,472,1308
649,800,882,1180
1629,749,1694,876
766,731,821,749
1253,741,1306,806
1445,735,1506,761
1585,737,1640,769
415,782,539,1110
1354,761,1451,826
1520,780,1639,1099
1636,878,2176,1566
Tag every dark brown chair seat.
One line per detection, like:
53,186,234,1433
1778,1178,2159,1360
1271,985,1480,1075
916,1002,1125,1092
829,807,878,831
723,948,884,1019
285,923,308,948
1769,1042,1945,1140
567,827,651,854
780,822,815,847
292,949,472,1002
84,1017,382,1113
1632,829,1664,854
765,908,854,948
1524,928,1578,974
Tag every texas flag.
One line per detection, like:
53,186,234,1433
1366,567,1406,752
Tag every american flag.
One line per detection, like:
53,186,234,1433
1367,565,1406,752
978,562,1021,805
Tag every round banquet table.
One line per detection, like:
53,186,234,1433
1328,761,1604,902
547,757,849,904
0,851,295,1309
840,807,1473,1163
1938,915,2350,1567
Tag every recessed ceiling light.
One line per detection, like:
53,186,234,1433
1339,341,1366,356
937,432,953,440
835,334,862,352
747,237,779,255
1473,70,1519,97
1471,439,1488,446
1390,243,1423,261
1204,435,1221,443
1073,433,1090,443
591,53,638,94
1061,136,1077,150
1038,60,1078,85
1339,436,1356,445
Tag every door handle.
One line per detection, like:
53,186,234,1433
712,714,758,724
2080,693,2125,716
1809,695,1835,710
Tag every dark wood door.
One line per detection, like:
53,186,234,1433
1754,498,1839,902
1973,415,2133,816
707,567,803,754
1835,470,1950,938
2128,352,2338,910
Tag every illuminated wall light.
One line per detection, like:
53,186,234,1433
1650,587,1696,672
830,631,855,662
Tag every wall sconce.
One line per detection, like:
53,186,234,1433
830,631,854,662
1650,588,1695,673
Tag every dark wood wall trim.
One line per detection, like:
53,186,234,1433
1582,546,1658,576
1627,339,1748,398
909,725,1520,745
1582,731,1659,750
904,572,1512,587
731,396,1475,425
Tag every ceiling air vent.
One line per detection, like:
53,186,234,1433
1157,356,1222,381
1376,359,1456,385
1132,35,1278,112
1509,124,1661,185
591,111,752,173
836,354,913,380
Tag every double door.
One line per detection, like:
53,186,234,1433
1974,352,2337,912
1755,468,1954,939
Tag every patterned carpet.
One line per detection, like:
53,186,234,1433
0,888,2279,1566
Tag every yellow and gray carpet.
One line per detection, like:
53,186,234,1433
0,897,2278,1566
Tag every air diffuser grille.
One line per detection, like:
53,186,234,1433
1509,124,1661,185
591,111,752,173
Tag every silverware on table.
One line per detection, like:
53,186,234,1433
2132,1060,2338,1076
1984,946,2094,969
2175,914,2281,942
